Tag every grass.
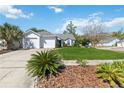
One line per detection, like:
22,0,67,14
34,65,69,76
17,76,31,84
57,47,124,60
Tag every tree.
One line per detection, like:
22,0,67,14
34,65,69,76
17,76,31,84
29,27,48,33
82,22,106,47
63,21,84,46
112,28,124,40
73,35,89,47
63,21,77,37
0,23,23,50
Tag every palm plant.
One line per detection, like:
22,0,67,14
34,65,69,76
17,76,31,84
112,61,124,87
27,50,62,79
0,23,23,50
96,62,124,88
113,61,124,69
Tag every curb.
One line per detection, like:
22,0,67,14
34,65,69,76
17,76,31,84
62,59,124,65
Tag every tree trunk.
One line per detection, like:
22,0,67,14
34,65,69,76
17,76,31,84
91,42,94,48
91,42,97,48
6,42,13,50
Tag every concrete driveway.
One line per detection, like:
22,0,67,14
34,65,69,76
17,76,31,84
0,49,44,88
97,47,124,52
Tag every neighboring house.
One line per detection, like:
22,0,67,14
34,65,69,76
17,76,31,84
97,37,119,47
23,30,75,49
0,39,22,50
0,39,6,47
56,34,75,47
117,40,124,47
0,39,6,50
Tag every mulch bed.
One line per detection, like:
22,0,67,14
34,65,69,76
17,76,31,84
37,66,110,88
0,49,12,55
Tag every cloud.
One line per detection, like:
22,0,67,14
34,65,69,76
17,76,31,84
105,17,124,27
89,12,104,18
55,12,103,34
48,6,63,13
0,5,33,19
55,12,124,34
20,13,34,19
57,18,103,34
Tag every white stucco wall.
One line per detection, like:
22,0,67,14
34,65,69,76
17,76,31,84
122,42,124,47
23,33,40,49
117,43,122,47
117,42,124,47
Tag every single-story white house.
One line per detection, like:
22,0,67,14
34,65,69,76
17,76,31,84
97,37,119,47
117,40,124,47
23,30,75,49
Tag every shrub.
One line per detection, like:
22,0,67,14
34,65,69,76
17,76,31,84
26,50,62,79
113,61,124,70
96,61,124,88
76,59,88,67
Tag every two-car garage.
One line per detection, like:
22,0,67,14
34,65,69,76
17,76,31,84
43,39,56,48
23,31,56,49
24,38,40,49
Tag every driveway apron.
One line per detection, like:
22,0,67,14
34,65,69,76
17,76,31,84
0,49,43,88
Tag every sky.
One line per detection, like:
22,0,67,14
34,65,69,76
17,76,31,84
0,5,124,34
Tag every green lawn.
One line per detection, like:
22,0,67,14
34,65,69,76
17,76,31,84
57,47,124,60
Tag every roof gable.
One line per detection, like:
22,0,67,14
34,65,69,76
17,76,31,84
99,37,119,43
24,30,40,37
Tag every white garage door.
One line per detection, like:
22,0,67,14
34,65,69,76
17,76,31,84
25,38,40,49
44,40,55,48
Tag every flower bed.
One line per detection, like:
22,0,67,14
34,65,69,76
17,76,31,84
37,66,110,88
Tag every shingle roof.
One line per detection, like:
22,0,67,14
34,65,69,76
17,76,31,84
24,30,54,36
56,34,75,40
42,35,56,39
25,30,75,40
37,31,56,39
37,31,53,36
99,37,118,43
